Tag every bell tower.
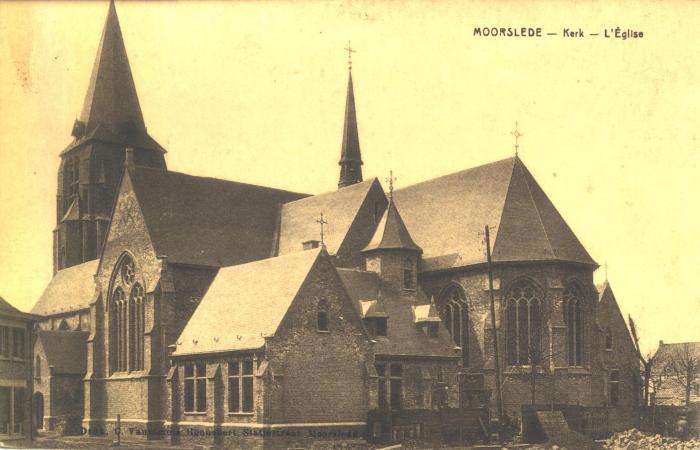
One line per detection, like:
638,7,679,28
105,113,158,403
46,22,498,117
54,0,167,273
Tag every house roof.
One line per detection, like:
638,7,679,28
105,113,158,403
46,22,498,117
336,268,457,358
654,341,700,367
363,198,422,253
129,166,307,267
31,259,99,316
277,178,379,256
37,330,89,374
393,157,596,271
173,248,323,356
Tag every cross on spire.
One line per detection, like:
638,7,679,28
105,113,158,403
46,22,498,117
511,121,524,156
386,170,397,199
604,260,608,282
316,212,328,246
344,40,356,71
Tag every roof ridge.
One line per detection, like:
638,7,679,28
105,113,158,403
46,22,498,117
395,157,516,192
133,166,309,198
283,177,377,207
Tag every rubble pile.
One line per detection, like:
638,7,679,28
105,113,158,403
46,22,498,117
603,429,700,450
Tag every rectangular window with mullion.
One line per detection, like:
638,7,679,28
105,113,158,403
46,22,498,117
228,357,254,413
184,363,207,413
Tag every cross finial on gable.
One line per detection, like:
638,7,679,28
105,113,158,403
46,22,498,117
511,121,524,156
344,40,356,71
316,212,328,246
386,170,397,200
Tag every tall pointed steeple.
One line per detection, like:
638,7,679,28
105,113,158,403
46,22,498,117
79,0,145,135
338,70,364,189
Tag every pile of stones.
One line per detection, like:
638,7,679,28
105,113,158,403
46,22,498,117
603,429,700,450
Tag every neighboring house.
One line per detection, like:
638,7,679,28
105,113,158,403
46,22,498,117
0,296,36,445
33,330,89,434
27,0,641,447
652,341,700,407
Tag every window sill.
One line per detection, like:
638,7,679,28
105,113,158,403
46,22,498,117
228,412,254,416
316,330,330,334
184,412,207,416
605,348,613,352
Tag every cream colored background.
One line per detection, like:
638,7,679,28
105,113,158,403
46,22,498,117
0,1,698,354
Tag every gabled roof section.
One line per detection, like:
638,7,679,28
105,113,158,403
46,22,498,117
173,249,323,356
393,157,596,271
363,199,422,253
277,178,379,256
80,0,144,135
31,259,98,316
129,166,307,267
37,330,89,374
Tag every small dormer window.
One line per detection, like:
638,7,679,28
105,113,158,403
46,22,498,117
375,318,387,337
605,327,613,350
403,258,414,289
317,299,329,332
303,240,320,251
427,323,438,338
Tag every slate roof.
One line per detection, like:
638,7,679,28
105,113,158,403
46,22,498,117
363,198,422,253
339,72,363,166
336,268,457,358
174,249,323,356
393,157,596,271
81,0,145,136
129,167,307,267
37,330,89,374
31,259,99,316
277,178,379,256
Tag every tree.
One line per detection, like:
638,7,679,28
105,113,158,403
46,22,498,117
629,315,655,406
662,343,700,407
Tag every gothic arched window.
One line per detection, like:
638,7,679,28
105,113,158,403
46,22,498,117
109,254,145,373
506,281,542,366
440,286,469,366
129,283,145,371
605,327,613,350
564,284,585,366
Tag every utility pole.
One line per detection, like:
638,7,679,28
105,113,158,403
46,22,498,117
485,225,504,436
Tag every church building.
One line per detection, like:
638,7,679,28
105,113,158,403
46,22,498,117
29,1,640,447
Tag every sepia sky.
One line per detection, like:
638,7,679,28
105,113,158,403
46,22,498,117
1,0,698,354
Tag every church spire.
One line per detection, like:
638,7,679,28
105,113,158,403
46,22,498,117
338,45,363,189
78,0,145,136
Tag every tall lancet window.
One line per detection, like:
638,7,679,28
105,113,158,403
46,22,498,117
441,286,469,366
564,284,585,366
109,254,145,373
505,281,542,366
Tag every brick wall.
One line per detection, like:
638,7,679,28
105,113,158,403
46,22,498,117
418,261,625,422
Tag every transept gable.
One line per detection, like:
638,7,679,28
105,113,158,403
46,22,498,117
97,169,161,296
